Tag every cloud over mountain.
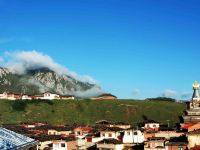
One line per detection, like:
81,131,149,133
1,50,96,84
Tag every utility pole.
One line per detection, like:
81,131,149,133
166,120,170,128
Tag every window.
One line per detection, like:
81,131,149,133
61,143,65,147
127,132,130,135
178,147,183,150
109,133,112,137
54,144,59,148
134,132,137,135
153,124,156,128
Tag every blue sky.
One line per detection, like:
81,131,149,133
0,0,200,99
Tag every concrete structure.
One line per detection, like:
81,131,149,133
97,139,124,150
165,142,188,150
154,131,184,140
74,127,94,137
60,95,75,100
144,137,165,150
48,129,72,136
52,140,77,150
123,129,144,144
188,122,200,132
183,81,200,123
187,129,200,149
100,127,122,139
42,92,60,100
144,120,160,131
22,94,32,100
0,92,21,100
109,123,131,130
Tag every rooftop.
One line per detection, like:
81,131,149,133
0,127,38,149
98,138,122,144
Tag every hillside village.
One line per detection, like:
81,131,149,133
0,92,117,100
1,81,200,150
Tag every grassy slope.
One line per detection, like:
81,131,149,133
0,100,186,126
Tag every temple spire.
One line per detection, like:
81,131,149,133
192,81,200,99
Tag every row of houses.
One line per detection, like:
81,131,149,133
0,92,117,100
2,120,144,150
4,119,200,150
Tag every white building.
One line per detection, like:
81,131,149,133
21,94,32,100
0,92,8,99
53,140,67,150
41,92,60,100
0,92,21,100
123,129,144,144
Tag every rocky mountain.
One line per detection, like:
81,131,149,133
0,67,101,97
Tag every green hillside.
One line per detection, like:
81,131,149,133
0,100,186,126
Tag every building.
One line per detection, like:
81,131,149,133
60,95,75,100
42,92,60,100
109,122,132,129
165,142,188,150
123,129,144,144
100,127,122,140
52,139,77,150
144,120,160,131
187,129,200,149
0,127,38,150
144,137,165,150
0,92,21,100
0,92,8,99
97,139,124,150
165,135,188,150
48,129,72,136
74,127,94,137
22,94,32,100
183,81,200,123
32,92,60,100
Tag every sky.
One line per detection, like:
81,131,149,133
0,0,200,99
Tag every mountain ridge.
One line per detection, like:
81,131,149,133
0,67,102,97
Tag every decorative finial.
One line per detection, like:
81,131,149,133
193,81,200,90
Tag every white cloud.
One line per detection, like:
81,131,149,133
162,89,177,98
1,50,97,84
73,85,104,98
132,88,140,96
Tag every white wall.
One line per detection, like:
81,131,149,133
53,142,67,150
145,123,159,129
42,93,60,100
123,130,144,144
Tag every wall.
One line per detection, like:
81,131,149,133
166,145,188,150
155,131,183,139
188,135,200,148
